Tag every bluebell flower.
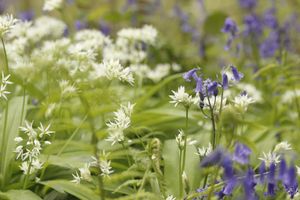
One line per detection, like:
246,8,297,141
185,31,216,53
183,68,199,82
200,148,226,167
244,14,263,36
222,18,238,37
222,73,228,89
259,31,279,58
265,163,277,196
195,76,203,93
231,66,244,82
238,0,257,9
259,161,266,184
232,143,252,164
207,81,218,96
281,163,298,198
99,20,111,36
278,159,287,181
75,20,87,30
18,10,34,21
263,8,278,29
243,169,258,200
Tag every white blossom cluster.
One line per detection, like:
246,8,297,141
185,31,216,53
59,80,77,97
106,102,135,145
43,0,63,11
0,72,12,100
14,121,54,174
196,143,212,157
71,151,113,184
169,86,195,107
0,14,18,37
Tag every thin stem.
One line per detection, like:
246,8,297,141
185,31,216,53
181,107,189,176
179,147,183,199
207,95,216,150
121,142,132,167
22,160,33,189
20,83,26,126
1,38,9,74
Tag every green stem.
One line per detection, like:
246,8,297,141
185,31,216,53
179,147,183,199
23,160,33,189
207,95,216,150
181,107,189,177
1,37,9,74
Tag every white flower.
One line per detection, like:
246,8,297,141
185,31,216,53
237,83,262,102
196,143,212,157
43,0,63,11
258,151,280,167
281,90,300,104
296,166,300,176
38,123,54,138
102,59,134,85
59,80,77,96
71,171,81,184
169,86,194,107
20,121,37,139
0,72,12,101
32,159,43,170
233,93,255,111
166,195,176,200
147,64,171,83
0,14,18,37
176,130,185,148
100,160,114,177
14,137,23,143
106,102,134,145
79,164,92,181
273,141,292,152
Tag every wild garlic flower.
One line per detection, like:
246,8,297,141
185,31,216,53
117,25,157,45
71,171,81,184
169,86,194,107
196,143,213,157
90,152,114,178
0,72,12,100
147,64,171,83
273,141,292,153
59,80,77,97
166,195,176,200
176,130,185,149
43,0,63,11
281,89,300,104
15,121,54,174
233,93,255,111
106,102,135,145
258,151,280,167
0,14,18,37
101,59,134,85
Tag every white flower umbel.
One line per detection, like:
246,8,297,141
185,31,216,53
196,143,212,157
273,141,292,153
90,152,114,178
233,93,255,112
169,86,194,107
43,0,63,11
0,72,12,100
106,102,135,145
15,121,54,174
101,59,134,85
79,163,92,182
258,151,280,167
59,80,77,97
0,14,18,37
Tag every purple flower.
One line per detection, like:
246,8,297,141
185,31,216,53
222,73,228,89
259,161,266,184
282,164,298,198
183,68,199,82
232,143,252,164
263,8,278,29
99,20,111,36
243,169,258,200
200,148,225,167
278,159,287,181
222,18,238,36
265,163,277,196
244,14,263,36
231,66,244,82
195,77,203,93
18,10,34,21
238,0,257,9
207,81,218,96
259,31,279,58
75,20,87,30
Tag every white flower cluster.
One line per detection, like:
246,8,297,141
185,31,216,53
43,0,63,11
233,93,255,112
176,130,185,149
0,72,12,100
14,121,54,174
166,195,176,200
59,80,77,97
281,89,300,103
71,152,113,184
258,141,292,167
0,14,18,37
106,102,135,145
196,143,212,157
169,86,194,107
98,59,134,85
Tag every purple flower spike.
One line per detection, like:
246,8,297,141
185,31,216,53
238,0,257,10
207,81,218,94
231,66,244,82
243,169,257,200
200,148,225,167
278,159,287,181
19,10,35,21
195,77,203,93
259,161,266,184
232,143,252,165
283,165,298,198
183,68,199,82
222,73,229,89
265,163,277,196
75,20,87,30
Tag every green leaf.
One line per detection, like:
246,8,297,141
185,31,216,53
203,12,227,35
0,189,42,200
40,180,99,200
0,96,28,187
